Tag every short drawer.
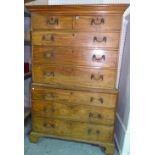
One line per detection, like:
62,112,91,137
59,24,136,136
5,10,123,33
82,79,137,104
32,14,73,30
33,47,118,68
32,116,114,143
32,85,117,108
32,100,115,125
32,31,120,48
74,15,122,31
32,65,117,89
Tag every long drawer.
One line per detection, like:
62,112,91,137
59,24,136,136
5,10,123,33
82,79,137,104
32,85,118,108
32,65,117,89
32,100,115,125
32,31,120,48
33,47,118,68
32,116,114,143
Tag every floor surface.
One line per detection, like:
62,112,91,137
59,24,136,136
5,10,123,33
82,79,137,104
24,118,119,155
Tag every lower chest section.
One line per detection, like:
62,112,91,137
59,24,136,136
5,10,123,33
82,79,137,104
31,85,117,143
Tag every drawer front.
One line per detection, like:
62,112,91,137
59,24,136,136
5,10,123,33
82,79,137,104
74,15,122,31
32,31,120,48
32,86,117,108
33,65,117,89
32,116,114,143
33,47,118,68
32,100,115,125
32,15,73,30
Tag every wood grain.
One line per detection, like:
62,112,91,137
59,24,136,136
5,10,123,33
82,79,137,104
74,15,122,32
32,83,119,94
32,116,114,143
32,14,73,30
26,3,129,15
33,46,118,68
32,100,115,125
32,31,120,48
32,65,117,89
31,85,118,108
31,14,122,32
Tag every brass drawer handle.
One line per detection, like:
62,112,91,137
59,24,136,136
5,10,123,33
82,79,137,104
87,129,100,135
44,52,54,59
43,93,54,100
91,18,104,25
92,55,105,62
47,17,59,25
98,98,104,104
42,34,54,41
43,71,55,77
89,112,102,119
43,123,55,128
96,130,100,135
89,112,93,118
87,128,92,134
90,97,104,104
91,74,104,81
90,97,94,102
97,114,102,119
93,36,107,43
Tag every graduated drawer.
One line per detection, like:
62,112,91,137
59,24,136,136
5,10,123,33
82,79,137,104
74,15,122,31
33,47,118,68
32,85,117,108
32,100,115,125
32,31,120,48
32,65,117,89
32,116,114,143
32,14,73,30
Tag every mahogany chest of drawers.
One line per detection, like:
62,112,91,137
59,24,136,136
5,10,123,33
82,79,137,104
26,3,128,155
